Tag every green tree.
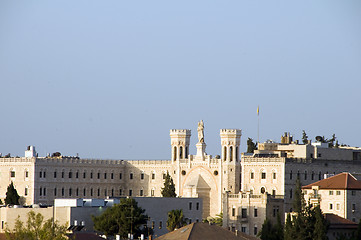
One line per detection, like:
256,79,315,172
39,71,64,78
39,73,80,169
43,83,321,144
5,211,68,240
5,182,20,205
166,209,187,231
161,172,177,197
92,198,147,238
247,138,257,153
293,177,304,214
203,212,223,227
302,130,309,144
259,216,283,240
284,213,294,240
313,205,328,240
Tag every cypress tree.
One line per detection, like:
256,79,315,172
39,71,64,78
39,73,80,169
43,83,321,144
313,205,328,240
293,177,304,214
161,172,177,197
302,130,309,144
247,138,257,153
5,182,20,205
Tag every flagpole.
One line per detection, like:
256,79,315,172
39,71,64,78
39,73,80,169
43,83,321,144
257,106,260,147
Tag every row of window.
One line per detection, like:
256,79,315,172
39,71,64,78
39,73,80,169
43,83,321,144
250,171,277,180
36,171,167,181
38,187,156,198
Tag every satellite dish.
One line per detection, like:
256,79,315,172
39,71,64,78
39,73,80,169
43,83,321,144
315,136,323,142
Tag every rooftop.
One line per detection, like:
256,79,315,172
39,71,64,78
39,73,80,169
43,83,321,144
302,172,361,190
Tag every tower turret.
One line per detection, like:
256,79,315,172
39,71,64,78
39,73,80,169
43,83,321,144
220,129,242,193
170,129,191,161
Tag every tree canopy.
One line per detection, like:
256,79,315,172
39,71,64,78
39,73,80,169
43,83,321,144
166,209,187,231
284,178,329,240
5,211,68,240
92,198,148,238
161,172,177,197
259,214,283,240
247,138,257,153
5,182,20,205
302,130,309,144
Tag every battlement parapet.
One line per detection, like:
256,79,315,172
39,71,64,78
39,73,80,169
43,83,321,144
220,129,242,135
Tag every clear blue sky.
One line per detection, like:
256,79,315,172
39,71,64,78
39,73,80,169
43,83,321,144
0,1,360,159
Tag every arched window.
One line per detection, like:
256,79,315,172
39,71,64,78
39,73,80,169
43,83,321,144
261,169,266,179
260,187,266,194
179,146,183,159
185,146,188,158
223,146,227,161
230,146,233,162
236,147,239,161
304,171,307,180
250,170,255,180
173,146,177,161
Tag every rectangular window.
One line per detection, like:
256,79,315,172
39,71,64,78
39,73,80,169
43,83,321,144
336,191,341,195
232,207,235,217
130,173,133,180
189,202,192,210
76,172,79,179
141,173,144,180
90,172,93,179
111,173,114,179
119,189,122,196
242,208,247,218
254,208,258,217
254,227,258,235
119,173,122,179
10,171,15,178
43,171,46,178
140,189,143,196
336,203,340,210
329,203,333,210
250,172,254,179
329,191,334,195
62,188,64,196
39,187,42,196
261,172,266,179
39,172,42,178
241,227,246,233
273,206,279,217
352,204,356,211
69,172,72,178
62,172,64,178
97,188,100,197
152,173,155,180
159,221,162,229
90,188,93,196
54,171,57,178
104,173,107,179
273,172,276,179
97,173,100,179
196,202,199,210
83,172,86,178
83,188,86,196
129,189,132,196
43,188,46,196
25,171,29,178
151,189,154,197
25,188,28,196
69,188,72,196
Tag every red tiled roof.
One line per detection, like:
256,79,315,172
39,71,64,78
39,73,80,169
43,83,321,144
325,214,358,229
302,172,361,190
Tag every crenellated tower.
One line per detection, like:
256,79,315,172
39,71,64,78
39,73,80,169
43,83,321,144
220,129,242,193
170,129,191,161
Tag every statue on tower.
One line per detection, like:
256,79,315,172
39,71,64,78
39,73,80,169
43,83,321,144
197,120,204,143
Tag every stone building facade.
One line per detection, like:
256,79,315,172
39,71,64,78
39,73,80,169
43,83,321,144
1,126,361,238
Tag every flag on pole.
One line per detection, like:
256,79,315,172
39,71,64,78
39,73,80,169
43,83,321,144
257,105,259,116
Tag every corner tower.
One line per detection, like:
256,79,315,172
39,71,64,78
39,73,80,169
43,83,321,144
170,129,191,161
220,129,242,193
